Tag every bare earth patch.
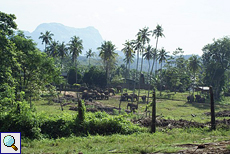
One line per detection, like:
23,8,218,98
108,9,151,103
175,140,230,154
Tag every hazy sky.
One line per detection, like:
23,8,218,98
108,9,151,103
1,0,230,55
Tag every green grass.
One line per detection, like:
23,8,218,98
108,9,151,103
35,90,230,123
227,145,230,150
33,99,76,117
26,90,230,153
21,127,230,153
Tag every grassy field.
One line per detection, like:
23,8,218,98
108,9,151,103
35,90,230,123
22,128,230,153
23,90,230,153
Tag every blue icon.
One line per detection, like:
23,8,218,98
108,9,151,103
3,135,18,151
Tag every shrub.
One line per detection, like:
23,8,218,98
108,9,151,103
0,101,41,139
77,99,86,123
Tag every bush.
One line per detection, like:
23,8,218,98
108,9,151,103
0,101,145,139
0,101,41,139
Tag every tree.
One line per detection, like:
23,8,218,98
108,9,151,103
202,37,230,99
85,49,96,67
39,31,54,53
0,11,18,110
47,40,59,57
132,36,142,102
58,42,68,70
158,47,169,96
188,55,201,94
11,32,62,100
97,41,117,87
152,24,165,76
122,40,135,87
137,27,152,101
68,36,83,84
143,45,154,103
83,66,107,88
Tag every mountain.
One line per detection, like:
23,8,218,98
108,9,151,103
24,23,104,55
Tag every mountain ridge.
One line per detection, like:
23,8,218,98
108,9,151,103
23,23,104,55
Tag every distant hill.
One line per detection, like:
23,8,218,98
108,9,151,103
24,23,104,55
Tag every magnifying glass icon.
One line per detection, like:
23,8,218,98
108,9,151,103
3,135,18,151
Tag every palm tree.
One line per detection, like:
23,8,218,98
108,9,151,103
122,40,135,87
143,45,154,103
158,47,169,96
85,49,96,67
97,41,117,87
68,36,83,84
188,55,201,95
152,24,165,76
58,42,68,69
136,27,152,102
132,36,142,103
47,40,59,57
39,31,54,53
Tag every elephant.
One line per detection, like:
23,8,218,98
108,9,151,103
116,85,122,93
130,94,138,101
187,95,194,102
82,92,93,100
78,86,88,92
96,92,102,100
88,89,94,93
81,92,88,100
104,90,109,96
141,95,147,103
195,95,201,102
104,94,109,100
120,95,127,101
127,103,138,111
101,93,105,100
108,88,115,95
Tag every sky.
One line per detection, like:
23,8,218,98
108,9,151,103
1,0,230,56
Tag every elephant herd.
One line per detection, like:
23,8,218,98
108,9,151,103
120,93,147,103
80,87,117,101
187,95,205,103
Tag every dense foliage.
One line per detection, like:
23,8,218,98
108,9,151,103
82,66,107,88
0,108,145,139
202,37,230,99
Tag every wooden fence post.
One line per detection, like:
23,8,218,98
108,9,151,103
209,86,216,130
151,90,156,133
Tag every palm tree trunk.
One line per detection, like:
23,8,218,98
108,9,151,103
138,51,144,103
155,37,159,75
75,59,78,84
124,62,128,88
45,43,47,53
132,50,140,103
147,59,151,103
160,61,163,96
193,72,195,95
128,61,131,90
61,57,63,70
106,60,109,87
148,54,156,104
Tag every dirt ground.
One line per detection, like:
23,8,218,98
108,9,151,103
132,117,230,129
174,140,230,154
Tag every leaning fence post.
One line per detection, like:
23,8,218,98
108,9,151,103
151,90,156,133
209,86,216,130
